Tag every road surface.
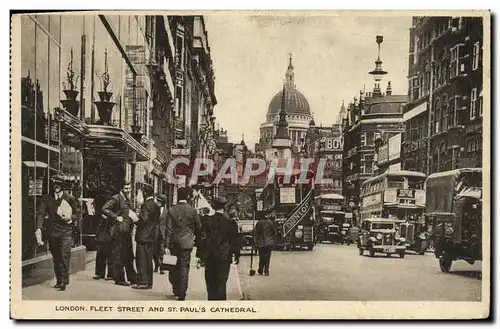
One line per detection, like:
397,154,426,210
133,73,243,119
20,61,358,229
237,243,482,301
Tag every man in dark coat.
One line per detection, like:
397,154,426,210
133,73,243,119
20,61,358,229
35,177,81,291
154,194,167,274
164,187,201,301
132,185,161,289
93,212,114,281
101,181,137,286
197,196,240,300
254,213,277,276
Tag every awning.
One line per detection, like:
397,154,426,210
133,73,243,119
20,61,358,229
84,125,150,161
22,161,48,168
404,102,427,122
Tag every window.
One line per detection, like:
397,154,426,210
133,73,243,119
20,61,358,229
175,33,184,67
360,133,366,146
470,88,477,120
473,42,480,71
450,45,460,78
434,101,441,134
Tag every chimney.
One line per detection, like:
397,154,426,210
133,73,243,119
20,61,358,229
386,81,392,96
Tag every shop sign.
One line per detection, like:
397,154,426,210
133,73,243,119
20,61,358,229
279,187,296,204
28,179,43,196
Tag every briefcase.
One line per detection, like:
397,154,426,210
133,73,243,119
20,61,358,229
160,254,177,272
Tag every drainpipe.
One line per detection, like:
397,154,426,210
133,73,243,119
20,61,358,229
426,43,435,175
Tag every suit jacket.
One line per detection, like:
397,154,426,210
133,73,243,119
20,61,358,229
135,198,161,244
101,192,133,235
164,202,201,251
155,207,167,246
36,192,81,239
196,212,240,263
254,219,277,248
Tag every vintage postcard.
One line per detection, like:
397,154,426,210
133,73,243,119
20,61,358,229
10,10,490,319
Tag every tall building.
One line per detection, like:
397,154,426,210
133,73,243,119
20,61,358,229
256,55,314,158
17,13,217,286
402,17,484,174
342,36,406,213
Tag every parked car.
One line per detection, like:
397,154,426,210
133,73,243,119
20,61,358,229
358,218,407,258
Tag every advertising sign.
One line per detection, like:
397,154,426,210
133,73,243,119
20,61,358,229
280,187,296,204
384,189,397,204
378,144,389,164
397,189,415,198
388,133,402,161
324,137,343,151
362,193,382,207
283,190,313,237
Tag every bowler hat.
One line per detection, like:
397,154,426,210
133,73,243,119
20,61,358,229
156,194,167,203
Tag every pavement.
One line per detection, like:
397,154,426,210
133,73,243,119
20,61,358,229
22,248,242,301
237,243,482,301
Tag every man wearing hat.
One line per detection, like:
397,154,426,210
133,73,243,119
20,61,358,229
196,196,240,300
254,212,277,276
153,194,167,274
35,176,81,291
164,187,201,301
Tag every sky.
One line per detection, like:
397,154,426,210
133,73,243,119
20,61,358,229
204,14,413,151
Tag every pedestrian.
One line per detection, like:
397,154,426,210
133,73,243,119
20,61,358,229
196,196,240,300
154,194,167,275
165,187,201,301
35,176,81,291
101,181,138,286
93,211,114,281
254,213,277,276
132,185,161,290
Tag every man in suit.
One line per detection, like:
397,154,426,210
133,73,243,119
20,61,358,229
164,187,201,301
35,177,81,291
197,196,240,300
102,181,138,286
93,213,114,281
154,194,167,275
254,213,277,276
132,185,161,290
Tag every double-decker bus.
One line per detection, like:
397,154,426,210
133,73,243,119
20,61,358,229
260,168,316,251
360,170,427,222
314,193,353,244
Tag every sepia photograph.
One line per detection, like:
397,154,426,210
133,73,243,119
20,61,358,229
9,10,490,319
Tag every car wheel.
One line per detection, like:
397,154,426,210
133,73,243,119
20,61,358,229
369,246,375,257
358,248,363,255
307,244,314,251
439,257,452,273
399,251,405,259
386,253,392,257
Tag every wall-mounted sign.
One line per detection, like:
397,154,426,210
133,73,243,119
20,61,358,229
324,137,343,151
378,144,389,164
280,187,296,204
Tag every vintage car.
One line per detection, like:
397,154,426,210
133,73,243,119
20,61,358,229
237,219,257,255
358,218,407,258
326,224,342,244
399,221,429,255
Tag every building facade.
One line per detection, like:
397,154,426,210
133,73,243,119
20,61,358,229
402,16,484,174
18,13,217,285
